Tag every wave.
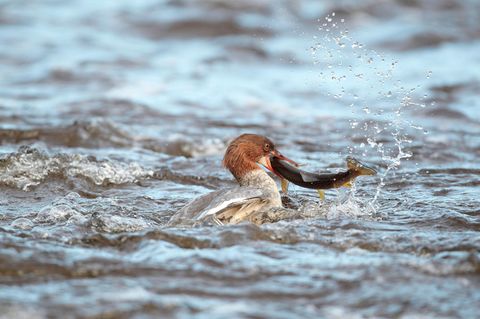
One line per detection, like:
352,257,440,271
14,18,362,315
0,120,134,148
0,146,153,190
0,120,226,158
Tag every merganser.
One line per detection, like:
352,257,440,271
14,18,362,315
167,134,298,226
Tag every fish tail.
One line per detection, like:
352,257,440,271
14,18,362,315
346,156,377,176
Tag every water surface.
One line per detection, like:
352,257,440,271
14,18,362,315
1,1,479,318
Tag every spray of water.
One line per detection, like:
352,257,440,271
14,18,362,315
311,12,431,214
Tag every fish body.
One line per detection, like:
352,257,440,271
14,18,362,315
271,156,376,191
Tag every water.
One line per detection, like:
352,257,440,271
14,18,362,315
1,0,480,318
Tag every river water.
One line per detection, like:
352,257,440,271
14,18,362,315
1,0,479,318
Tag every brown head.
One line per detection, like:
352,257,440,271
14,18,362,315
223,134,298,181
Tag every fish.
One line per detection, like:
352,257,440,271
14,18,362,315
271,156,377,200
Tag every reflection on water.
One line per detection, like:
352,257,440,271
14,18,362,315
1,0,479,318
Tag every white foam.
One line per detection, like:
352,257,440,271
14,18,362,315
34,204,76,223
10,217,34,230
0,147,154,190
90,214,151,233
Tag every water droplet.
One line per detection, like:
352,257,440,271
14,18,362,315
367,138,377,148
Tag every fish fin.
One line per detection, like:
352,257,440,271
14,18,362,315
317,189,325,201
346,157,377,176
343,181,352,188
281,179,289,194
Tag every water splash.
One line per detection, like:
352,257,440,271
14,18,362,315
311,13,431,211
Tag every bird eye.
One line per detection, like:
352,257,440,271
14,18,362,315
263,143,271,152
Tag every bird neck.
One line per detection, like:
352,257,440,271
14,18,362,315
239,169,279,192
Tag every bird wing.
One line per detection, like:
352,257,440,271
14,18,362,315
196,187,266,222
167,187,270,226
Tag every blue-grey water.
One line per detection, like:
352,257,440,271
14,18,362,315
1,1,479,318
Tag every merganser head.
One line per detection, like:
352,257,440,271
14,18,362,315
223,133,298,181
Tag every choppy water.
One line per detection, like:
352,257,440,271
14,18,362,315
1,0,479,318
